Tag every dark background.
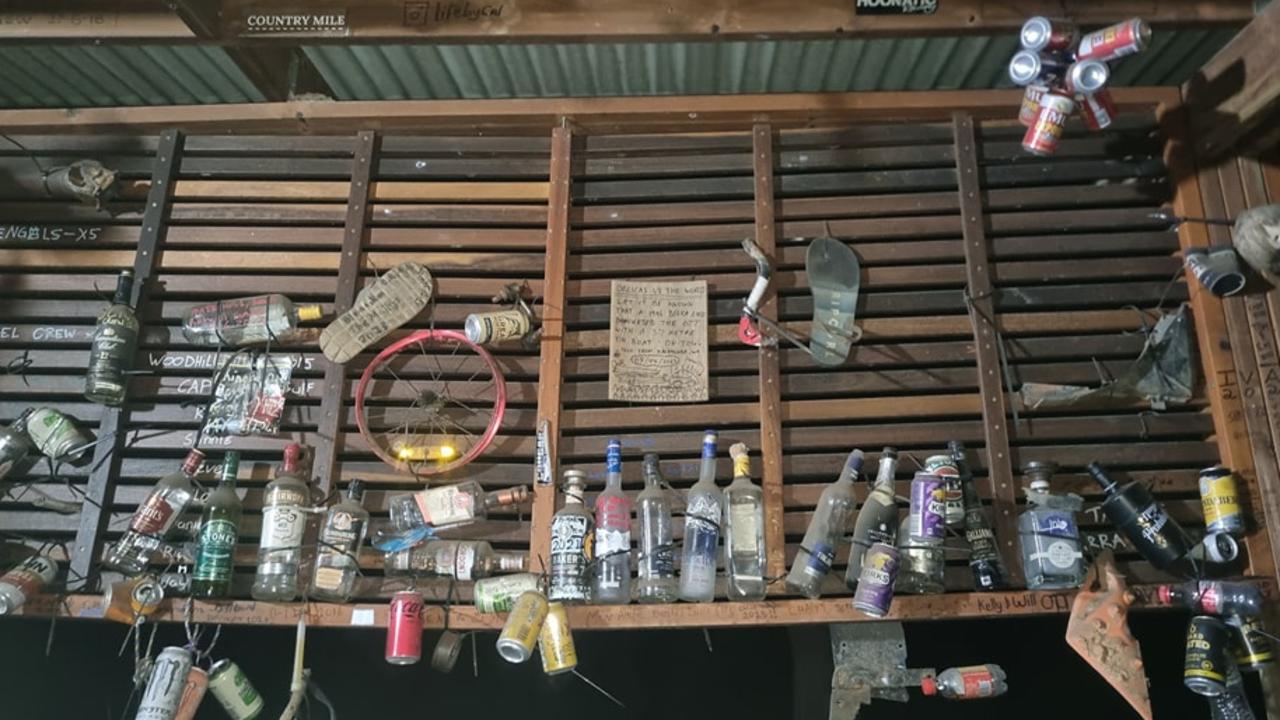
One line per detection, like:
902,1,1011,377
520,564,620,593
0,611,1260,719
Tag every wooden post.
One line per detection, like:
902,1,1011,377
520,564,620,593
951,113,1021,586
751,124,786,584
529,123,572,570
314,130,378,497
69,129,183,590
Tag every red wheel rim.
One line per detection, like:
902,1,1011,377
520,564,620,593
354,329,507,477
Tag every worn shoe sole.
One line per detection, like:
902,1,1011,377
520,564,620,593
320,262,436,364
806,236,861,367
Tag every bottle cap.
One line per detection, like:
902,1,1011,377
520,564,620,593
1156,584,1173,605
921,676,937,696
281,443,302,474
563,470,587,502
845,448,865,472
297,305,324,322
180,448,207,476
346,478,366,500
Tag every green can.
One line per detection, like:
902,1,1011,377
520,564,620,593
475,572,542,613
208,659,264,720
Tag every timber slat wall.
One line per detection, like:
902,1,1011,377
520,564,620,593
0,92,1274,627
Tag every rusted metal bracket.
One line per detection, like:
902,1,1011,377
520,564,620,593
1065,551,1152,720
829,622,934,720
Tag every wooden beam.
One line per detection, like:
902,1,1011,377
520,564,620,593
0,88,1180,136
528,124,572,570
1184,0,1280,159
0,3,192,40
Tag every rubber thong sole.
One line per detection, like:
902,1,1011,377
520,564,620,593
805,237,861,366
320,262,436,364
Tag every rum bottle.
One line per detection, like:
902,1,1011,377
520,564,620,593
593,438,632,604
192,452,243,598
679,430,723,603
104,448,205,575
549,470,593,604
181,293,323,346
251,443,311,601
635,454,677,603
84,269,138,406
845,448,899,590
310,480,369,602
786,448,862,599
724,442,766,601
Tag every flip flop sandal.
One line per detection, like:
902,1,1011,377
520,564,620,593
320,262,436,364
805,236,862,367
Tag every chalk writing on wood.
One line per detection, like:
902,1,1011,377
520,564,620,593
608,280,708,404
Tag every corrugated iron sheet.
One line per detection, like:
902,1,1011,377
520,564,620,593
0,45,264,107
304,29,1237,101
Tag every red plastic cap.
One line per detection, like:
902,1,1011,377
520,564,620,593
181,449,206,475
921,677,937,696
1156,585,1172,605
282,443,302,473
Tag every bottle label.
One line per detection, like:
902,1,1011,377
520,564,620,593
415,485,476,527
1198,582,1221,615
261,505,305,551
193,519,238,582
956,667,997,698
1134,504,1170,546
317,511,362,568
702,435,717,459
475,574,541,613
549,515,591,601
86,306,138,395
729,502,761,554
131,488,191,536
1033,512,1078,538
594,495,631,558
805,541,835,577
0,555,56,601
312,566,345,591
1036,540,1082,570
964,525,1000,562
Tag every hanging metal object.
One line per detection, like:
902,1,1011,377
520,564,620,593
1065,551,1152,720
828,622,934,719
43,160,118,208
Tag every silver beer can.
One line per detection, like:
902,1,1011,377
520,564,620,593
464,309,530,345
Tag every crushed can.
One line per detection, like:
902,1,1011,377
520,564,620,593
26,408,92,463
430,630,466,673
103,575,164,624
1078,89,1117,132
475,572,542,613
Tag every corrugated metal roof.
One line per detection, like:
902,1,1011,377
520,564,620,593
304,29,1237,101
0,45,264,107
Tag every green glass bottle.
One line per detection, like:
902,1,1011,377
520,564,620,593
84,269,138,406
192,451,243,598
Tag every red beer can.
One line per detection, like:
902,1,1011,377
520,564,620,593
1020,16,1078,54
1022,92,1075,156
1078,89,1117,132
386,590,424,665
1019,85,1047,126
1076,18,1151,63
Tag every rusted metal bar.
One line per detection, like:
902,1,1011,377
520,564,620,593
68,129,183,590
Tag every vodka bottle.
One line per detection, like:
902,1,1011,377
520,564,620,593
310,480,369,602
251,444,311,601
384,540,527,580
549,470,593,603
787,449,862,599
0,553,57,615
593,439,632,604
635,454,677,603
679,430,723,603
952,440,1005,591
724,442,766,601
192,452,243,599
388,481,528,533
84,269,139,406
1018,462,1085,589
181,293,323,346
0,409,35,482
104,449,205,575
1156,581,1264,617
845,448,899,590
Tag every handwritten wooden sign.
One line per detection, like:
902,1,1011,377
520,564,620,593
608,280,708,403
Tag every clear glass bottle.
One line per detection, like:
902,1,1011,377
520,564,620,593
181,293,323,346
593,438,632,605
310,479,369,602
786,448,862,599
549,470,593,604
1017,461,1085,589
636,454,677,604
896,532,946,595
388,481,528,533
192,452,243,599
0,409,35,482
384,540,527,580
84,269,138,406
952,440,1005,591
724,442,766,601
104,448,205,575
251,444,311,601
845,448,899,590
680,430,723,603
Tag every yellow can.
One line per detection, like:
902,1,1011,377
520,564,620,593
1199,466,1244,536
496,590,548,663
538,601,578,675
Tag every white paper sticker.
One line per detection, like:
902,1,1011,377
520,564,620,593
350,608,375,626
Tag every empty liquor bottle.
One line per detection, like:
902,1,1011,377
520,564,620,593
724,442,766,601
1088,462,1193,570
310,480,369,602
0,409,35,482
787,449,862,599
593,439,632,604
680,430,723,603
1018,462,1085,589
84,269,139,406
1156,581,1264,617
388,481,528,534
181,293,323,346
192,452,243,599
385,540,527,580
251,444,311,601
846,448,900,590
104,449,205,575
952,440,1005,591
549,470,593,604
636,454,678,603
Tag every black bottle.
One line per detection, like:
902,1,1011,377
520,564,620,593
1087,462,1192,570
952,440,1005,590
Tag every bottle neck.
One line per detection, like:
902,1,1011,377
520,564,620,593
112,272,134,307
1086,462,1117,495
218,453,239,487
494,552,527,573
837,451,864,484
484,486,528,509
345,480,365,504
874,455,897,489
563,484,585,506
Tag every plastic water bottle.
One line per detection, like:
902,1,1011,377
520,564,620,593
922,665,1008,699
679,430,722,603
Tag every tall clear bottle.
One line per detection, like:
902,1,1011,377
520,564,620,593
310,480,369,602
635,454,677,603
252,444,311,601
787,448,863,599
680,430,723,603
845,448,899,590
0,409,34,482
84,269,138,406
593,439,632,604
104,448,205,575
192,452,243,599
181,293,323,346
724,443,766,601
1017,462,1085,589
549,470,593,604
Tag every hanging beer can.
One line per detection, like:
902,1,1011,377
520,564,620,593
1019,16,1078,53
1008,49,1068,87
852,543,900,618
0,552,58,615
208,659,265,720
103,575,165,624
1185,615,1232,697
1228,614,1275,671
1199,466,1245,536
497,590,549,663
1023,92,1076,157
464,309,531,345
386,590,424,665
26,408,92,463
172,666,208,720
1076,18,1152,62
136,647,194,720
1078,90,1117,132
538,601,579,675
1064,60,1110,96
475,572,543,613
1019,85,1048,126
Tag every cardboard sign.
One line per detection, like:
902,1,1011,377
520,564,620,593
608,280,708,403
